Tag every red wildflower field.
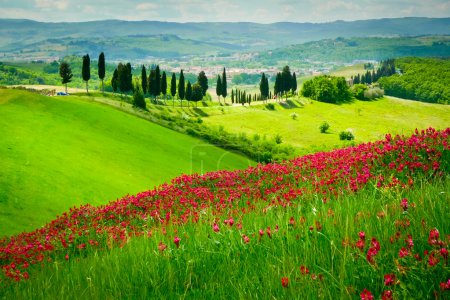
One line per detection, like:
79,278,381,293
1,128,449,299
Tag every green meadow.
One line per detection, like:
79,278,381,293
0,89,252,236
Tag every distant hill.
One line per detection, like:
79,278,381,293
0,17,449,60
253,36,450,67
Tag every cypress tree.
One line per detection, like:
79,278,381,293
216,75,222,103
197,71,208,96
171,73,176,107
111,68,118,93
281,65,292,100
260,73,266,100
291,72,297,94
82,54,90,93
126,63,133,93
98,52,105,93
178,70,185,105
231,89,234,104
118,63,128,95
148,69,156,102
186,81,192,106
274,72,281,99
161,71,167,104
222,68,227,101
155,65,161,99
141,65,147,95
59,61,73,94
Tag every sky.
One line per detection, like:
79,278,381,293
1,0,449,23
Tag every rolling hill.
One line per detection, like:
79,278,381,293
1,17,449,60
0,89,252,236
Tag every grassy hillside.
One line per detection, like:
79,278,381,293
0,89,252,236
1,128,449,298
199,96,450,154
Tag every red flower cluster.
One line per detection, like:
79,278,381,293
1,128,449,282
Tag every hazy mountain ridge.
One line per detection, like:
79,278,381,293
0,17,449,60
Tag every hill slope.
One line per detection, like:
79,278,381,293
0,89,252,236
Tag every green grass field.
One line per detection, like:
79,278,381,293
0,89,252,237
198,96,450,154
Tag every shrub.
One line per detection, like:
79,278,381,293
290,112,298,120
266,103,275,110
339,129,355,141
319,121,330,133
132,86,146,110
274,134,283,144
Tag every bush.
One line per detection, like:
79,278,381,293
319,121,330,133
274,134,283,144
266,103,275,110
132,87,146,110
290,112,298,120
339,130,355,141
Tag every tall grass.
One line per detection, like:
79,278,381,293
2,176,449,299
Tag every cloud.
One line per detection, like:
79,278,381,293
2,0,450,23
136,3,158,11
34,0,69,10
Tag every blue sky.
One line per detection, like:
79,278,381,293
1,0,449,23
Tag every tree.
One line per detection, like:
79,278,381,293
125,63,133,93
231,89,234,103
291,72,297,94
82,54,90,93
281,65,292,100
148,68,157,102
133,80,146,110
118,62,132,95
141,65,147,95
155,65,161,99
274,72,282,99
197,71,208,96
111,68,118,93
59,61,73,94
222,68,227,101
192,83,203,106
170,73,176,106
186,81,192,106
216,75,222,103
178,70,185,105
98,52,105,93
161,71,167,104
260,72,269,101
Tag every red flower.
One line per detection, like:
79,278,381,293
405,235,414,249
428,253,440,266
440,248,448,259
259,229,264,238
281,277,289,288
356,239,365,251
158,242,167,252
428,228,440,245
65,254,69,261
400,198,409,211
173,236,180,248
384,273,396,286
266,227,272,238
213,223,220,232
300,265,310,275
360,288,374,300
359,231,366,240
399,247,409,258
371,238,380,252
382,290,393,300
242,235,250,244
